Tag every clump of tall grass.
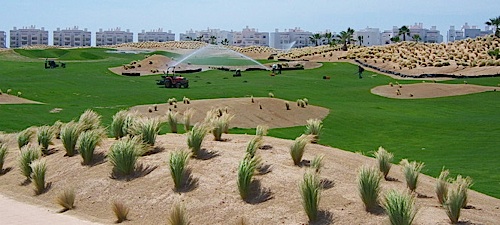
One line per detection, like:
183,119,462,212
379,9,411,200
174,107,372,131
444,183,465,224
60,121,82,157
310,155,324,174
455,175,473,208
17,127,34,150
305,119,322,143
268,92,274,98
112,201,129,223
37,126,54,155
108,137,144,176
382,189,417,225
246,136,263,159
208,112,234,141
357,166,382,212
290,135,310,166
237,155,260,201
78,109,101,132
373,146,393,180
31,159,47,194
0,143,8,173
183,108,194,132
166,111,179,133
285,101,290,110
300,172,321,222
182,96,191,104
169,149,191,191
110,110,130,139
78,130,103,165
168,202,190,225
435,168,450,204
255,125,268,137
297,99,306,108
52,120,63,139
400,159,424,192
19,144,41,180
129,117,161,147
168,98,177,105
56,188,76,211
187,123,209,158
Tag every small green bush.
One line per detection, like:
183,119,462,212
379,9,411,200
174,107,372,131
0,143,8,172
357,166,382,212
237,156,259,200
30,159,47,195
112,201,129,223
187,123,209,158
305,119,322,142
209,113,234,141
19,144,41,180
56,188,76,211
78,109,102,132
129,117,161,147
400,159,424,192
169,150,190,190
300,172,321,222
110,110,129,139
166,111,179,133
108,137,143,176
373,146,393,180
383,189,417,225
290,135,310,166
37,126,54,155
60,121,82,157
78,130,103,165
168,202,190,225
435,168,450,204
17,127,34,150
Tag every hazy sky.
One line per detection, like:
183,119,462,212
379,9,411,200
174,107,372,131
1,0,499,43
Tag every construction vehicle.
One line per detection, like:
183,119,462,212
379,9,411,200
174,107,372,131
156,66,189,88
44,59,66,69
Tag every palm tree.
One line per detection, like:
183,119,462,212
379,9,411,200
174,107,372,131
357,35,364,46
309,33,322,46
337,28,354,51
347,27,355,44
398,26,411,41
486,16,500,37
412,34,421,42
209,36,217,45
221,38,229,45
390,36,400,43
323,32,333,45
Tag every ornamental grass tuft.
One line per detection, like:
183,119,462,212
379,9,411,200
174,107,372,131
435,168,450,205
17,127,34,150
383,189,417,225
78,130,103,165
290,135,310,166
300,172,321,222
169,149,191,191
30,159,47,195
56,188,76,211
168,202,190,225
183,108,194,132
400,159,424,192
112,201,129,223
19,144,41,180
373,146,393,180
186,123,209,158
37,125,54,155
0,143,8,172
108,137,143,177
78,109,102,132
166,111,179,133
357,166,382,212
60,121,82,157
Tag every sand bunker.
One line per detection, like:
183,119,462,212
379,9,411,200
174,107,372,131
129,97,330,129
0,94,42,104
371,83,498,99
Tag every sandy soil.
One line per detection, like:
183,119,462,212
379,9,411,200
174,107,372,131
371,83,499,99
129,97,330,129
0,134,499,225
0,94,42,104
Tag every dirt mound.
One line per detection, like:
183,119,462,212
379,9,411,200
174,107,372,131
0,94,42,104
371,83,498,99
129,97,330,129
108,54,173,76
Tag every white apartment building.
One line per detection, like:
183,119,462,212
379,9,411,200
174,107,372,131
179,28,233,44
95,28,133,46
386,23,443,44
138,28,175,42
447,23,493,42
270,27,313,49
53,27,91,47
232,26,269,47
0,31,6,48
353,27,381,46
380,30,394,45
9,26,49,48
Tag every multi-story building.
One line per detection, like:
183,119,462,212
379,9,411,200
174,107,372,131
353,27,381,46
388,23,443,43
179,28,233,44
270,27,313,49
138,28,175,42
447,26,465,42
0,31,6,48
53,27,91,47
447,23,493,42
9,26,49,48
95,28,133,46
380,30,394,45
232,26,269,47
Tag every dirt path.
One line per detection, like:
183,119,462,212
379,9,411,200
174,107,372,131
371,83,498,99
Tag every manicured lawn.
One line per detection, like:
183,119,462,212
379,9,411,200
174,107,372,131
0,49,499,198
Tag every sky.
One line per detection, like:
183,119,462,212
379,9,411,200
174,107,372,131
1,0,499,45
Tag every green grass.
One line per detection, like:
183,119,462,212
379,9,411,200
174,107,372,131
0,49,499,198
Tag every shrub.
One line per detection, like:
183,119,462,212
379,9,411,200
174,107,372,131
383,189,417,225
78,109,101,132
209,113,234,141
129,117,161,147
168,202,190,225
237,155,259,200
246,136,263,159
444,184,465,224
455,175,473,208
187,123,209,158
37,126,54,155
60,121,82,157
110,110,129,139
78,130,103,165
255,125,268,136
297,99,306,108
182,96,191,104
169,150,190,190
290,135,310,165
357,166,382,212
19,144,41,180
310,155,324,173
17,127,34,150
305,119,322,142
300,172,321,222
303,98,309,106
285,101,290,110
166,111,179,133
108,137,143,176
56,188,76,211
435,168,450,204
30,159,47,195
183,108,194,132
52,120,63,139
112,201,129,223
400,159,424,192
373,146,393,180
0,143,8,172
268,92,274,98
